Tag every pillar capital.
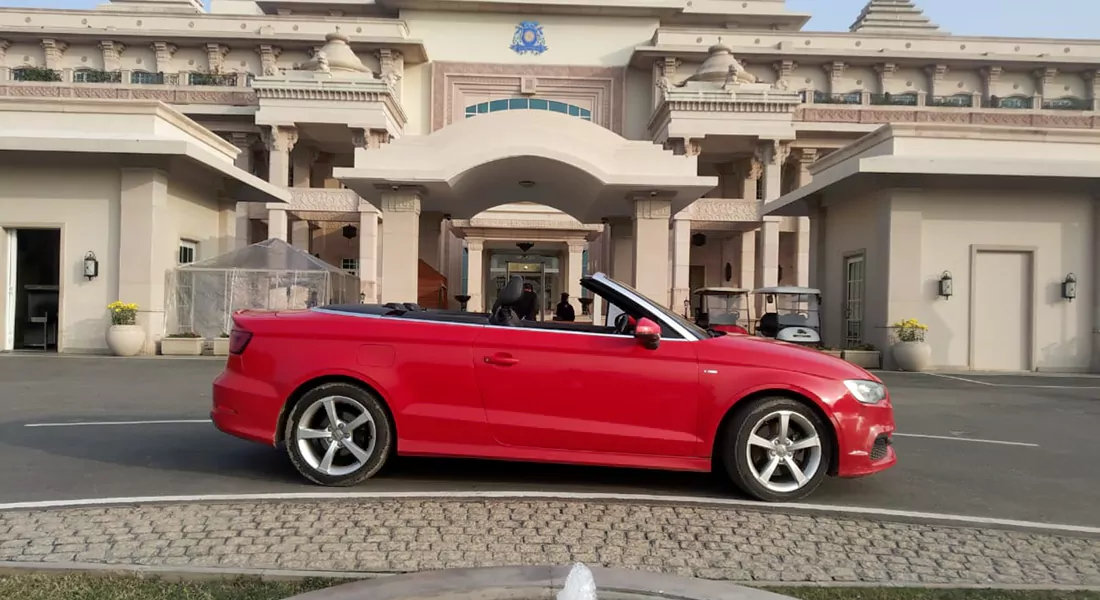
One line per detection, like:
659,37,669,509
379,188,423,215
466,239,484,252
262,125,298,153
632,198,672,221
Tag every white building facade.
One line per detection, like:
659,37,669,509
4,0,1100,366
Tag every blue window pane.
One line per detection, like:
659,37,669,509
509,98,529,109
568,104,580,116
529,99,548,110
489,99,508,112
548,101,568,113
465,105,476,114
476,102,489,114
579,108,591,117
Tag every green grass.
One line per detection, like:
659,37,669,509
0,574,1097,600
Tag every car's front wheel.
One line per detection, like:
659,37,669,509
284,382,393,486
722,397,831,502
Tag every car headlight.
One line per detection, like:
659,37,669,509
844,379,887,404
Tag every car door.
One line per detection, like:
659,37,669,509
471,324,702,457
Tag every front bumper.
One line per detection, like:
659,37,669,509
832,394,897,478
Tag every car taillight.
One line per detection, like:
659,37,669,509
229,329,253,354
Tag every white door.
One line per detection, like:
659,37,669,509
973,251,1031,371
843,254,864,348
3,229,16,351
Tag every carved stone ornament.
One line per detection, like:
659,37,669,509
258,44,283,76
262,126,298,153
689,198,759,222
677,41,757,87
747,156,763,181
300,30,372,75
633,199,672,220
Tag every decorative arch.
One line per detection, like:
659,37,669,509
336,109,716,222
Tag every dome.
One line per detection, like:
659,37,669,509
305,29,372,75
692,43,739,82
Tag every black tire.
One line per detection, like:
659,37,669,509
284,382,393,487
721,396,832,502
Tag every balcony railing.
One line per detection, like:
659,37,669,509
812,91,862,105
869,93,919,107
982,95,1034,110
928,94,975,108
12,67,62,82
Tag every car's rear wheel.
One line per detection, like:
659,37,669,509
284,382,393,486
722,397,831,502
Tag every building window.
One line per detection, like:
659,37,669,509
341,258,359,276
178,240,198,265
464,98,592,121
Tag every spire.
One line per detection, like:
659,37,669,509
849,0,945,36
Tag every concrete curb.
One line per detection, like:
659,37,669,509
282,566,797,600
3,492,1098,538
3,561,1100,592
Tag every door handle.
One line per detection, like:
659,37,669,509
484,354,520,366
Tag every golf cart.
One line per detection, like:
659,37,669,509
692,287,751,335
752,286,821,345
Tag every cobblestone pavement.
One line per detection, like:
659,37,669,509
1,500,1099,586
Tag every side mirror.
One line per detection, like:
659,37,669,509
634,317,661,350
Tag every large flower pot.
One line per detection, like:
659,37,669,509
105,324,145,357
161,337,204,356
212,338,230,356
892,341,932,372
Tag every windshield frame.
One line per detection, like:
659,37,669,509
587,273,709,341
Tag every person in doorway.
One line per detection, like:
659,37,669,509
554,292,576,322
515,282,539,321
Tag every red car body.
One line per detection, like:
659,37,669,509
213,273,896,500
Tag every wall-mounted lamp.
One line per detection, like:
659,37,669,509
342,224,358,240
83,251,99,280
1063,273,1077,301
938,271,953,299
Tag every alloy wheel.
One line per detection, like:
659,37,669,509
294,395,377,477
744,409,823,494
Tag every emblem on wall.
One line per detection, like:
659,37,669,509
510,21,548,55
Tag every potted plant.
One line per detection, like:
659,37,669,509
105,301,145,357
161,331,204,356
891,318,931,372
212,332,231,356
843,343,881,370
815,345,844,359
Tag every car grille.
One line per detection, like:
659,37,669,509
870,435,892,462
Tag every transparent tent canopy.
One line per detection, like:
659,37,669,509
165,238,360,338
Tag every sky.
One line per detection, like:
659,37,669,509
0,0,1097,40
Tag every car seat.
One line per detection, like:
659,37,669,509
758,312,780,337
489,276,524,327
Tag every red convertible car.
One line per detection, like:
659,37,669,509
212,273,896,502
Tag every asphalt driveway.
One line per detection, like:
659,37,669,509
0,355,1096,527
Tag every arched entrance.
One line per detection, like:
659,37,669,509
335,110,716,307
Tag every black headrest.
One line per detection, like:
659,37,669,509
494,276,525,310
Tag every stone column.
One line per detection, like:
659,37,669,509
229,132,256,249
1092,201,1100,372
262,125,296,241
670,217,692,316
379,188,421,303
632,198,672,307
793,148,818,288
739,230,756,290
607,216,634,284
466,239,484,312
566,240,585,313
118,168,170,355
289,145,314,251
755,140,786,307
358,203,379,304
41,38,67,71
744,156,762,201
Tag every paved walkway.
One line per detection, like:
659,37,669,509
2,500,1099,586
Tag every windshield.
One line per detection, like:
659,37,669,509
774,294,820,328
609,278,709,339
